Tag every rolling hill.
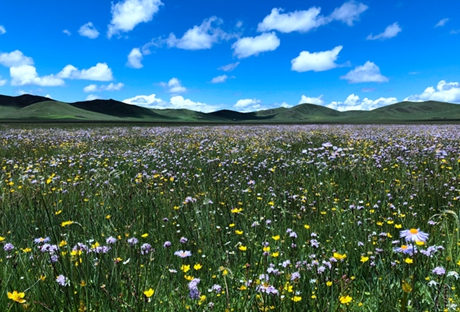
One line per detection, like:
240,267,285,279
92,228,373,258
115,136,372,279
1,94,460,124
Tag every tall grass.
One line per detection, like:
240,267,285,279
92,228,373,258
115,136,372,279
0,124,460,311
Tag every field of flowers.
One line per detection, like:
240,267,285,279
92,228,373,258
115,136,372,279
1,124,460,311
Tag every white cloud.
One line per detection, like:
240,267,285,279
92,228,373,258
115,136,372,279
127,48,143,68
63,29,71,36
79,22,100,39
123,94,164,106
280,102,292,108
405,80,460,103
218,62,239,72
291,46,342,72
450,29,460,35
435,18,449,28
340,61,388,83
58,63,113,81
257,7,325,33
327,1,368,26
83,82,124,92
326,94,398,111
0,77,6,86
85,94,99,101
233,98,263,111
160,77,186,94
210,75,228,84
232,32,280,59
170,95,217,112
298,95,324,105
367,22,402,40
0,50,34,68
0,25,5,35
107,0,163,38
166,17,229,50
10,65,65,87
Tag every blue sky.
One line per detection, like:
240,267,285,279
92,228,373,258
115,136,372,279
0,0,459,112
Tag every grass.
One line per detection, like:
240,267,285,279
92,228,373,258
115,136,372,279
1,124,460,311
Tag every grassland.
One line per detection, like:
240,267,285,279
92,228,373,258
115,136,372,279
1,124,460,311
1,94,460,124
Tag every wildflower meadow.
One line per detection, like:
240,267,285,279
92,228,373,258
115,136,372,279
1,124,460,311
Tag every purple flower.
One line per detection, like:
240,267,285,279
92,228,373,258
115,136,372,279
127,237,138,246
4,243,14,251
209,284,222,293
432,266,446,275
56,274,69,286
179,237,188,244
163,241,171,248
141,243,153,255
34,237,50,244
50,255,59,263
174,250,192,258
291,271,301,281
106,236,117,244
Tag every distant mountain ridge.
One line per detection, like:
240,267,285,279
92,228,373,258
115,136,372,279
1,94,460,123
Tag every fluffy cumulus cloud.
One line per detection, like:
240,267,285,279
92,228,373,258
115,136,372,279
232,32,280,59
367,22,402,40
218,62,239,72
166,17,230,50
0,50,34,68
0,25,5,35
78,22,100,39
83,82,124,92
123,94,164,106
257,7,324,33
10,65,64,87
58,63,113,81
340,61,388,83
405,80,460,103
327,1,368,26
85,94,99,101
234,98,262,111
327,94,398,111
291,46,342,72
160,77,186,94
127,48,143,68
298,95,324,105
435,18,449,28
123,94,219,112
210,75,228,84
107,0,163,38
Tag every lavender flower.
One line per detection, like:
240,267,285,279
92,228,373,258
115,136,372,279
56,274,69,286
174,250,192,258
4,243,14,251
106,236,117,244
127,237,138,246
163,241,171,248
432,266,446,276
179,237,188,244
141,243,153,255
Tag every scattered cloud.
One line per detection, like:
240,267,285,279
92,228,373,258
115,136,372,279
232,32,280,59
236,21,243,28
10,65,65,86
123,94,219,112
79,22,99,39
160,77,186,94
0,77,7,86
123,94,164,106
83,83,124,92
257,7,325,33
0,50,34,68
218,62,239,72
367,22,402,40
234,98,262,111
405,80,460,103
361,87,376,92
280,102,292,108
63,29,71,36
58,63,113,81
210,75,229,84
450,29,460,35
435,18,449,28
85,94,99,101
291,46,343,72
340,61,388,83
107,0,163,38
298,95,324,105
0,25,5,35
327,94,398,111
166,17,230,50
170,95,219,112
127,48,143,68
327,1,368,26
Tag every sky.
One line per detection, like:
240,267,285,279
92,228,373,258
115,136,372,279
0,0,459,113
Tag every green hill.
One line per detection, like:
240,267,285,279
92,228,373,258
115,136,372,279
1,94,460,123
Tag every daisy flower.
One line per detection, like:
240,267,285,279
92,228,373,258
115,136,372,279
400,228,429,243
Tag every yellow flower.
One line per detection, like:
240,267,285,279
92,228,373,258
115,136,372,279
184,275,194,281
21,248,32,253
333,252,347,260
80,280,86,287
229,223,235,227
291,296,302,302
235,230,243,235
0,236,5,242
61,221,74,227
395,224,402,229
239,245,247,251
263,246,270,252
326,281,333,287
55,210,62,215
143,288,154,298
181,265,191,273
404,258,413,264
271,252,279,257
7,291,26,303
194,263,203,270
304,224,310,229
141,233,148,238
360,256,369,263
272,235,280,241
339,295,352,304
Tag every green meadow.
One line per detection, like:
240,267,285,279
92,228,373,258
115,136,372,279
1,124,460,311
